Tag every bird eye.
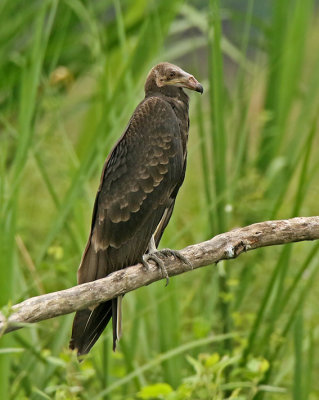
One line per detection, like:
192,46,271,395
169,71,176,78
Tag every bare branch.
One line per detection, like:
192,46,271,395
1,216,319,334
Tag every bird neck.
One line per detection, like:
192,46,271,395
145,87,190,157
145,82,188,99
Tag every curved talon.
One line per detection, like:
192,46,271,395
142,253,169,286
142,248,191,286
160,248,193,270
141,256,151,270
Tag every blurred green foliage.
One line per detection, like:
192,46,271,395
1,0,319,399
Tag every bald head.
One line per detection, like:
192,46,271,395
144,62,203,96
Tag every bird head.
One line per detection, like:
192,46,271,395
145,62,203,95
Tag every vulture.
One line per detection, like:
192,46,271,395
70,62,203,356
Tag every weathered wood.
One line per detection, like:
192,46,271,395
1,216,319,334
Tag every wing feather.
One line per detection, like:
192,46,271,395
78,96,184,284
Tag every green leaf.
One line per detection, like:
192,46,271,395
138,383,173,399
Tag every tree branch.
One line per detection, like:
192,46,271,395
1,216,319,335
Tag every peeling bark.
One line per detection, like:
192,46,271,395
1,216,319,335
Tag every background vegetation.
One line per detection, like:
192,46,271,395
1,0,319,398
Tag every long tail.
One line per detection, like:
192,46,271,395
69,298,120,356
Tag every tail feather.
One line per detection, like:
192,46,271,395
70,301,113,356
116,296,123,342
112,298,117,351
71,240,123,355
110,296,123,351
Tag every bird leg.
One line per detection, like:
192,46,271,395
142,236,192,286
142,236,169,285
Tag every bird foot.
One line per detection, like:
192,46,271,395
160,248,193,270
142,248,192,286
142,252,169,286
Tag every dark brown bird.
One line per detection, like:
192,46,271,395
69,62,203,356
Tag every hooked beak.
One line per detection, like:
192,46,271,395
170,72,204,94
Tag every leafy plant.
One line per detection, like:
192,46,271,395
1,0,319,399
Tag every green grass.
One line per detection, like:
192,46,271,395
1,0,319,399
